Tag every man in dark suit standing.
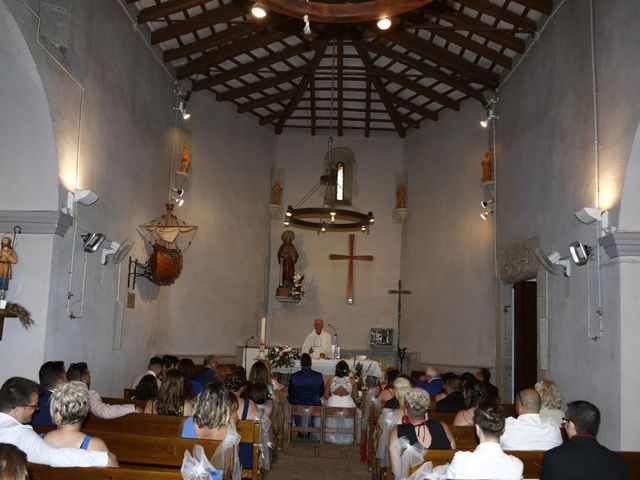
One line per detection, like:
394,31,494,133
541,400,628,480
288,353,324,433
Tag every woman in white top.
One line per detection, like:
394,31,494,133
324,360,358,445
535,379,564,427
446,402,523,480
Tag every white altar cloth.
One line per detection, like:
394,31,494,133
273,358,383,378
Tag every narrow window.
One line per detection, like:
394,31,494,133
336,162,345,201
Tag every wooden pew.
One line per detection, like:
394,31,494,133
287,405,324,445
448,426,478,449
428,412,456,425
237,419,262,480
102,396,147,410
29,464,182,480
324,406,358,446
83,413,183,436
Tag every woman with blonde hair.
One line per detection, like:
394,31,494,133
376,377,412,468
41,381,109,453
535,379,563,426
181,381,238,440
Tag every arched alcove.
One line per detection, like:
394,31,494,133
0,3,58,211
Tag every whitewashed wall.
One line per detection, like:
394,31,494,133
267,132,404,353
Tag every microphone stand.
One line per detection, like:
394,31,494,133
327,323,339,358
243,335,254,373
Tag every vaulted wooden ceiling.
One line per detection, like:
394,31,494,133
127,0,551,137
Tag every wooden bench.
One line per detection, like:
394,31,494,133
29,464,182,480
236,419,262,480
102,396,146,410
324,406,358,446
287,405,324,445
448,426,478,449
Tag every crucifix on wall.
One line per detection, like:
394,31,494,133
329,234,373,304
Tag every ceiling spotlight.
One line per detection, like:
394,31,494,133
172,187,184,197
283,217,290,227
285,205,294,217
480,209,494,220
172,196,184,207
377,17,392,30
360,222,367,232
175,100,190,120
480,109,499,128
368,212,375,224
320,222,327,233
480,199,495,208
569,241,592,266
251,3,267,18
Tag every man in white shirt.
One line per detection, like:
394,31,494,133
130,356,163,389
0,376,117,467
501,388,563,451
301,318,332,359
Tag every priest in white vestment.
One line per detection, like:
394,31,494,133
301,318,332,359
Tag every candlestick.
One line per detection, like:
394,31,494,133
258,316,267,359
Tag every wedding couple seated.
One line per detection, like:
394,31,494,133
288,354,358,445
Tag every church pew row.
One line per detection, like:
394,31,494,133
408,449,640,479
28,464,183,480
102,396,146,410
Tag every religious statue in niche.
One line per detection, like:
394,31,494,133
481,151,493,182
272,181,282,206
0,236,18,301
396,183,407,209
277,230,298,288
178,144,192,174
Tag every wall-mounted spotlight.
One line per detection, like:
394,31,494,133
172,196,184,207
569,241,592,266
81,233,105,253
172,187,184,197
480,199,495,208
377,17,392,30
251,3,267,18
480,109,499,128
575,207,609,234
480,208,494,220
63,189,100,216
174,100,190,120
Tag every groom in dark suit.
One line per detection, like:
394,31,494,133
541,400,628,479
289,353,324,432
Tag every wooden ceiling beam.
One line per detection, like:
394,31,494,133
176,30,290,78
384,30,499,87
387,93,438,121
360,40,483,101
404,15,512,68
511,0,553,15
379,71,459,111
149,1,248,45
310,76,317,136
337,35,344,136
237,90,295,113
420,8,526,53
191,43,311,91
137,0,214,23
456,0,537,32
216,67,304,101
275,42,328,134
164,23,254,62
353,41,406,138
365,75,371,137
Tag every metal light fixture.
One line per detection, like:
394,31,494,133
569,241,592,266
377,17,392,30
480,109,499,128
251,3,267,18
480,209,494,220
175,100,190,120
172,196,184,207
283,40,374,234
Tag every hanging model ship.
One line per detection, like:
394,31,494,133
129,203,198,287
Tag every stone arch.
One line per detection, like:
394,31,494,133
0,3,58,211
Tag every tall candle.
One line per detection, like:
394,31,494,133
260,317,267,346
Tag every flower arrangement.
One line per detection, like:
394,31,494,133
350,361,372,393
289,271,305,298
267,345,301,370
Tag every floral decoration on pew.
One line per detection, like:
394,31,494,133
267,345,301,369
351,361,372,394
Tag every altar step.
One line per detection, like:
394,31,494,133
270,443,369,480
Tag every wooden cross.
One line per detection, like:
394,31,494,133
329,234,373,304
388,280,411,372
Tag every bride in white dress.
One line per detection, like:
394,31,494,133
324,360,358,445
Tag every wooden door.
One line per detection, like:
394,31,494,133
513,281,537,396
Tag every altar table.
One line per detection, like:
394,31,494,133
273,358,383,378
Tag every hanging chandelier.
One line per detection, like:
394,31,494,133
283,40,374,234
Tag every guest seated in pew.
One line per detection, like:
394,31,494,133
535,379,564,427
388,377,412,424
453,379,486,426
376,377,412,467
0,377,116,467
41,381,109,453
288,354,324,434
249,383,273,420
179,358,203,395
435,375,465,413
162,355,180,378
249,360,282,394
67,363,140,419
445,402,523,479
144,369,193,417
389,388,456,478
501,388,562,451
376,368,400,407
130,356,162,390
195,355,218,388
475,368,500,402
434,372,455,402
133,374,159,401
541,400,628,479
32,361,67,427
181,381,239,440
0,443,28,480
415,367,443,396
224,372,259,421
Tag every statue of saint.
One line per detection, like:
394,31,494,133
277,230,298,288
178,144,192,174
0,236,18,299
396,183,407,209
272,182,282,206
481,151,493,182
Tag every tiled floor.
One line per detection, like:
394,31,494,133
269,442,370,480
